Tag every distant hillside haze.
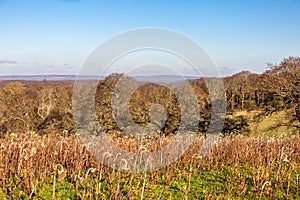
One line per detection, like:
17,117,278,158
0,75,201,82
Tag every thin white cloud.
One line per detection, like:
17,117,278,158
0,61,78,75
0,59,18,65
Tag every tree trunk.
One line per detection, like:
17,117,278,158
231,94,235,111
296,103,300,121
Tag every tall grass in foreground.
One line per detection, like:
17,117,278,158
0,132,299,199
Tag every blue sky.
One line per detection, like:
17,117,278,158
0,0,300,76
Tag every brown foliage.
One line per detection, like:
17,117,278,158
0,56,299,136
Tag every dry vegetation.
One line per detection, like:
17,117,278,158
0,56,299,199
0,132,299,199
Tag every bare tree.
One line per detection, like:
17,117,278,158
264,56,300,121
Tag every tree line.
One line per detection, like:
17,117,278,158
0,56,299,137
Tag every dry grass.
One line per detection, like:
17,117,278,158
0,132,299,199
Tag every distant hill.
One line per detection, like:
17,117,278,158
0,75,201,82
0,75,77,81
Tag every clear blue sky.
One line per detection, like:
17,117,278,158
0,0,300,76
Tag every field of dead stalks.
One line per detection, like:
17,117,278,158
0,132,299,199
